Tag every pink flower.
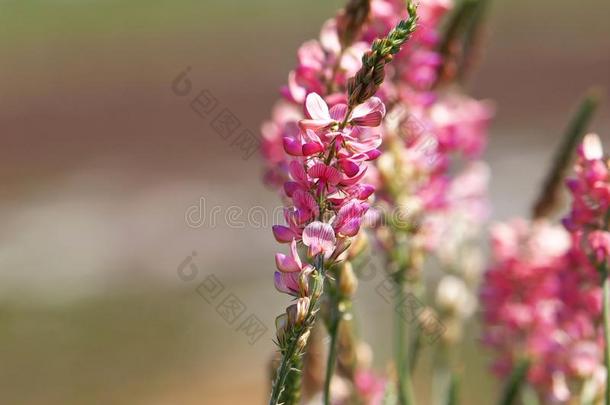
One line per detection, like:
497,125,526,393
333,200,370,237
480,219,603,402
299,92,385,131
302,221,337,256
588,230,610,264
274,240,313,296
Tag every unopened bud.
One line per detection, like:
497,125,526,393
287,297,310,326
339,262,358,297
298,267,313,297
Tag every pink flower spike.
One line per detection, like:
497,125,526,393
302,221,336,256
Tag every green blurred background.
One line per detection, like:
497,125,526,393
0,0,609,403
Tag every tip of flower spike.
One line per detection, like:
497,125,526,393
582,133,603,160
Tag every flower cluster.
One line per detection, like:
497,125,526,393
563,133,610,266
272,92,384,301
481,219,605,403
261,0,465,189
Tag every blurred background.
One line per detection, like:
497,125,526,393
1,0,609,403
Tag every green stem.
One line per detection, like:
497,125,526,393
324,307,341,405
395,280,415,405
498,358,530,405
603,269,610,405
446,373,459,405
280,356,303,405
532,89,601,219
269,268,325,405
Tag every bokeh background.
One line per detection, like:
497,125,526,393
1,0,609,403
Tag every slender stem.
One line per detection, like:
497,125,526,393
498,358,530,405
270,329,304,405
395,280,414,405
269,268,325,405
603,269,610,405
446,373,459,405
532,89,600,219
324,306,341,405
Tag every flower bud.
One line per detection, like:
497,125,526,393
298,267,313,297
287,297,310,326
339,262,358,297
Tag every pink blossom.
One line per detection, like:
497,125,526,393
302,221,337,256
481,219,604,401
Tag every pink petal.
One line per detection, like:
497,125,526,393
319,19,340,54
305,92,331,120
366,149,381,160
309,163,342,185
302,142,324,156
333,201,369,231
292,190,319,219
298,118,334,132
347,134,382,154
275,253,300,273
340,166,368,186
289,161,308,183
302,221,336,256
274,271,300,296
351,111,383,127
286,71,306,103
337,217,362,236
329,104,348,121
272,225,296,243
350,97,386,127
283,181,301,197
283,137,303,156
358,184,375,199
339,159,360,177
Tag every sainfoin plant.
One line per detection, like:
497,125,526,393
259,0,607,404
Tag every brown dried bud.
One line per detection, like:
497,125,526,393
297,329,311,352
